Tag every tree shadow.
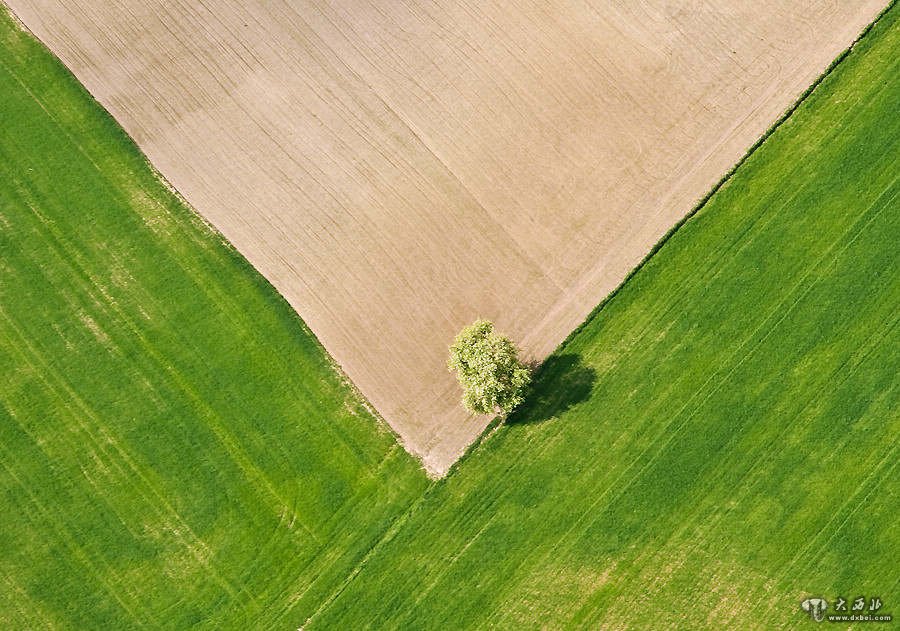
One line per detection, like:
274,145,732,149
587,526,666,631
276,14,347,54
507,353,597,425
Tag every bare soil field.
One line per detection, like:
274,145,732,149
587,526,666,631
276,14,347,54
6,0,885,475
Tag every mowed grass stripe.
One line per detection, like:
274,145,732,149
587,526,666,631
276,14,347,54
0,9,426,629
311,5,900,629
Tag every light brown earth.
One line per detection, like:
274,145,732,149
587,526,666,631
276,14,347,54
6,0,884,475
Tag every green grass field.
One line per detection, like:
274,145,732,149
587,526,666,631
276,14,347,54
0,11,426,629
307,6,900,628
2,3,898,630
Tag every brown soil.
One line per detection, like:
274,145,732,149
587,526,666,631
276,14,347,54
7,0,884,475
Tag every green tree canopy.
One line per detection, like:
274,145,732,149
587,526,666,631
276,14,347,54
448,319,531,415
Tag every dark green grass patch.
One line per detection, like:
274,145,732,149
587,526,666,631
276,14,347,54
0,11,426,629
310,6,899,629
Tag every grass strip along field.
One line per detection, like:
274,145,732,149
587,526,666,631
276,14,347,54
0,10,426,629
308,6,900,629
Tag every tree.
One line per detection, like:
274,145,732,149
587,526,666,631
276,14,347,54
448,319,531,415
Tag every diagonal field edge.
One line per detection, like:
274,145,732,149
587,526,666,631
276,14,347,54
303,3,898,625
4,0,887,475
444,0,897,480
0,0,418,466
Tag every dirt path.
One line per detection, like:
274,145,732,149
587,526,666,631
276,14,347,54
6,0,885,475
